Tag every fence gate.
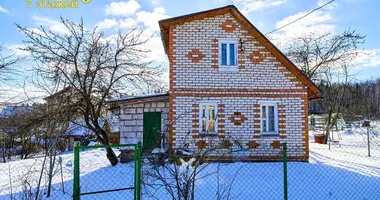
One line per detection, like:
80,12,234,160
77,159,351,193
73,143,141,200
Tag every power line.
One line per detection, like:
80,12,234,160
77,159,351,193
264,0,337,36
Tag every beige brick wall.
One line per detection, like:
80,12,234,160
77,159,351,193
168,13,309,161
119,101,169,145
171,13,304,90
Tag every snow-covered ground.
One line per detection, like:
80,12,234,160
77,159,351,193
1,127,380,200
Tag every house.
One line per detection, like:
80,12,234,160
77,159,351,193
109,5,321,161
44,87,119,150
308,113,346,131
64,114,120,151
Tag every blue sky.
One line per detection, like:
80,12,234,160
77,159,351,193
0,0,379,99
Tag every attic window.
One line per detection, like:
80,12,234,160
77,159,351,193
218,39,238,71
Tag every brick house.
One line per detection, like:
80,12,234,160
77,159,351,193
110,5,320,161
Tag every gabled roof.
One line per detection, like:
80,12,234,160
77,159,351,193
107,93,169,103
159,5,321,97
43,87,72,100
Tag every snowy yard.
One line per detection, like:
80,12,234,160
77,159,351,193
1,128,380,200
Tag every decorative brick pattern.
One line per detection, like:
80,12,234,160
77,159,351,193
220,19,239,33
271,141,281,149
186,49,205,63
247,141,260,149
221,140,233,149
196,140,208,150
218,104,225,135
247,50,271,64
228,112,248,125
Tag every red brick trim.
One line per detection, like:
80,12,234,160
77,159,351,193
220,19,239,32
172,88,307,93
171,93,307,98
228,112,247,125
186,49,205,63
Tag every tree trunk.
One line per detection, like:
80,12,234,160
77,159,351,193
1,149,5,163
46,148,57,197
97,128,118,166
106,147,118,166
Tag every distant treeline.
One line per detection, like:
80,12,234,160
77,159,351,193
310,78,380,120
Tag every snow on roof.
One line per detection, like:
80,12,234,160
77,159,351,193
107,93,169,103
0,105,33,118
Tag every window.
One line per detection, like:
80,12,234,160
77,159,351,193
219,39,238,71
259,102,278,134
199,103,218,134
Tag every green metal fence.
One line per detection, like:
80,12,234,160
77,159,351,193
73,142,141,200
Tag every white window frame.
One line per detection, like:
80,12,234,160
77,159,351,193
198,103,218,135
259,102,279,135
218,39,238,71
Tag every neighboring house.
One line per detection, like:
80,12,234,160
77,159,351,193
64,114,119,151
45,87,119,150
110,5,321,161
309,113,346,131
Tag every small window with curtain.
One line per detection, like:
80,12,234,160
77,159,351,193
218,39,238,71
260,102,278,135
199,103,218,134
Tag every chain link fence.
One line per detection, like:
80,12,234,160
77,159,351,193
1,125,380,199
0,143,142,200
141,125,380,200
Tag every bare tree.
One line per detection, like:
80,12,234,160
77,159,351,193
0,44,23,84
285,30,365,143
286,30,365,80
16,18,161,166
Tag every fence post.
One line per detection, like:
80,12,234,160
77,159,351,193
137,142,142,200
283,142,288,200
134,142,142,200
73,142,80,200
367,126,371,157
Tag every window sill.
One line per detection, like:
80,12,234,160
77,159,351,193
199,132,218,137
218,66,239,72
260,132,279,137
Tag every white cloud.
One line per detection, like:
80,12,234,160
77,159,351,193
32,16,70,34
234,0,287,15
105,0,141,16
270,10,336,46
7,45,30,56
95,18,138,30
0,5,9,13
151,0,161,6
96,19,119,30
119,18,138,29
354,49,380,69
96,4,170,68
135,7,170,31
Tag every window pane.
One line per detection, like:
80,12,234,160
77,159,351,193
229,43,235,65
202,106,206,118
262,120,267,132
202,119,206,132
261,106,266,118
221,43,227,65
209,106,215,132
209,119,215,131
209,106,215,119
268,106,275,132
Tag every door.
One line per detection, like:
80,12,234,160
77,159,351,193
143,112,161,150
